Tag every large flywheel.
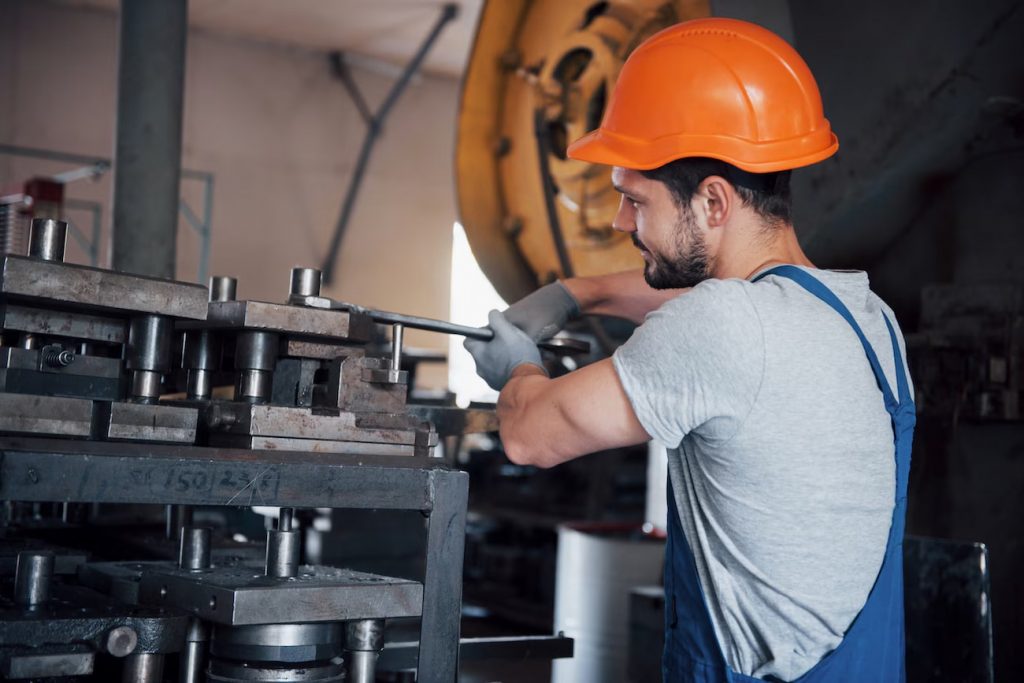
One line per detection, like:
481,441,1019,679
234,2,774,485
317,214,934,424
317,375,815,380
456,0,710,302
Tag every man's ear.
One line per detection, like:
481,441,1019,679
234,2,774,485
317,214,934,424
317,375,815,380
693,175,733,228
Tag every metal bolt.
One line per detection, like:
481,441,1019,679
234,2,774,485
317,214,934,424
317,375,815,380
106,626,138,657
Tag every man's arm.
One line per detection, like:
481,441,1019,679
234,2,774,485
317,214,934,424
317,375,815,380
497,359,651,468
563,270,685,324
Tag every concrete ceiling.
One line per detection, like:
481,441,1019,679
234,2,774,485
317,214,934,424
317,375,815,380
57,0,483,77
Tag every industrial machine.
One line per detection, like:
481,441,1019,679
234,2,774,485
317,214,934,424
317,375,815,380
0,218,572,682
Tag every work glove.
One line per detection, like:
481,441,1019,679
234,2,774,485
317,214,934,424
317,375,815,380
504,281,580,341
464,309,545,391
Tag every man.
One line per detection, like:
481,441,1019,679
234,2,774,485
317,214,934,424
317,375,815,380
464,17,915,683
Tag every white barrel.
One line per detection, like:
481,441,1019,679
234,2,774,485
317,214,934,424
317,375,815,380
552,523,665,683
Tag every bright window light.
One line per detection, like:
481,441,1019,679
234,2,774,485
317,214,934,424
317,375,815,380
448,222,507,407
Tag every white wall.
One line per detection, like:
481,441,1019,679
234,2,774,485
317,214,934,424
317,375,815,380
0,0,457,388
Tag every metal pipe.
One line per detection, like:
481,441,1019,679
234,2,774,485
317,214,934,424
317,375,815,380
28,218,68,262
122,653,164,683
14,551,54,607
320,3,459,284
111,0,188,278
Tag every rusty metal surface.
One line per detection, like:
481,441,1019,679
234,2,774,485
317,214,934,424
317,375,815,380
0,436,453,509
0,303,127,343
201,403,417,445
199,300,375,342
0,255,208,320
0,394,93,437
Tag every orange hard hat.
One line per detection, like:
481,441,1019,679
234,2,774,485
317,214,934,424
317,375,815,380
567,18,838,173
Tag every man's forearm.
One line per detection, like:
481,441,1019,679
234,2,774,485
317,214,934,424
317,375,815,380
562,270,685,324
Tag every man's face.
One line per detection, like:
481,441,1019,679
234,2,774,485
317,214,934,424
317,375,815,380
610,167,712,289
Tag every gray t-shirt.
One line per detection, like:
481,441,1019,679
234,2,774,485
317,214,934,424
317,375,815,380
613,267,909,681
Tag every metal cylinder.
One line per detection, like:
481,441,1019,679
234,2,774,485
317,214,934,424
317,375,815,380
130,370,163,403
390,323,404,372
122,652,165,683
210,622,343,663
279,507,294,532
14,551,54,607
28,218,68,262
235,331,278,371
346,619,385,683
180,619,208,683
111,0,187,279
290,267,322,298
18,334,37,350
106,626,139,657
127,315,173,371
265,528,301,578
179,526,212,570
209,275,237,302
235,331,278,403
183,330,220,400
236,369,273,404
186,369,212,400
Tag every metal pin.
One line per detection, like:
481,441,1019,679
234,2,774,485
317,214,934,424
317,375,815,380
391,323,404,372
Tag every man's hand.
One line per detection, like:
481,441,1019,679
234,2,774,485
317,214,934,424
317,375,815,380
504,282,580,341
464,310,545,391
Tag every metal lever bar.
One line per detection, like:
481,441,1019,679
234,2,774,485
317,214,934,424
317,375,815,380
332,304,590,355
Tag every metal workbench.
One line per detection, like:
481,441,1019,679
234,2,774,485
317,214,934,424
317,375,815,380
0,436,468,683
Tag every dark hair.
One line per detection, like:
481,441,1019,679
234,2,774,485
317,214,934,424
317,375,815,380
641,157,792,225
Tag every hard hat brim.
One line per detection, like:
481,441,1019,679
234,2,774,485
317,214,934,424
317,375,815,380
567,126,839,174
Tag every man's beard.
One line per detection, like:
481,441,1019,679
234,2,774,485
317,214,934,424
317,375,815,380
633,208,712,289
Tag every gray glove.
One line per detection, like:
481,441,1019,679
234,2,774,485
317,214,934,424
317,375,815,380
464,310,545,391
504,281,580,341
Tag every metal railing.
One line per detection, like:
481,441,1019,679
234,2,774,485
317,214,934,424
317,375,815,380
0,143,214,282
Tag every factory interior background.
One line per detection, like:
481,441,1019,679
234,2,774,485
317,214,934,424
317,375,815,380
0,0,1021,682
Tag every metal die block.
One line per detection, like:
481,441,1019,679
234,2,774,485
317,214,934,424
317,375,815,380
329,355,408,414
138,564,423,625
203,300,375,342
1,644,95,679
283,338,360,360
0,394,93,437
213,435,418,457
0,303,127,343
0,255,208,320
203,403,418,447
103,402,198,444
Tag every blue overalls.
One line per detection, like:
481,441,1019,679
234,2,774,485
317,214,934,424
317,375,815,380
663,265,916,682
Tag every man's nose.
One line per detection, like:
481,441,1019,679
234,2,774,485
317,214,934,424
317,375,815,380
612,198,636,233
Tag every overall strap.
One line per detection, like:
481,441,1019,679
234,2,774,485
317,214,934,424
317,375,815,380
753,265,904,413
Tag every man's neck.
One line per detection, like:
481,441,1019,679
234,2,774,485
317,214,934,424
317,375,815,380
714,223,814,281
